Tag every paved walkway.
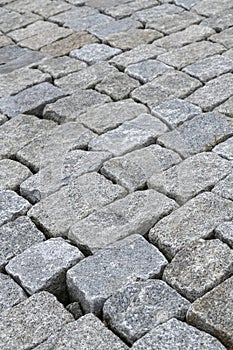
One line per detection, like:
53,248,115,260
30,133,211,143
0,0,233,348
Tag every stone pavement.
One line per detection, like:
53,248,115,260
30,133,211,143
0,0,233,348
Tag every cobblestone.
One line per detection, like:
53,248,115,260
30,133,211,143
70,43,121,65
38,56,87,79
0,273,27,312
213,136,233,160
212,172,233,201
215,221,233,249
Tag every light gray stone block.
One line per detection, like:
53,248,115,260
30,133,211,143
0,8,40,33
0,113,7,125
65,13,114,31
0,159,32,190
89,114,168,156
174,0,201,9
67,235,168,316
132,4,183,23
215,221,233,248
213,137,233,160
212,172,233,201
201,10,233,32
149,192,233,259
66,302,83,320
210,27,233,49
38,56,87,79
216,96,233,117
0,273,27,312
68,189,178,252
49,7,98,25
104,0,159,19
70,43,121,65
192,0,233,18
103,280,190,344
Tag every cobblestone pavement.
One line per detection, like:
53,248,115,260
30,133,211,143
0,0,233,349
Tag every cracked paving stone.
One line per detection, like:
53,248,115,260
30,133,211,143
148,152,232,204
28,172,126,237
183,55,233,82
16,122,95,171
68,189,178,253
101,144,181,192
0,159,32,190
89,114,168,156
43,89,111,123
157,112,233,158
187,276,233,349
6,238,84,301
0,8,40,34
157,41,225,70
64,13,114,31
187,73,233,111
131,318,227,350
163,239,233,301
34,314,129,350
216,96,233,117
105,29,162,50
149,192,233,259
48,7,98,26
210,27,233,49
75,99,147,134
67,235,168,316
132,4,183,23
131,71,201,109
192,0,233,17
0,67,51,98
0,82,67,118
0,216,45,270
38,56,87,79
103,280,190,344
125,59,174,83
213,137,233,160
110,44,165,70
104,0,159,19
0,190,31,227
55,62,117,93
0,114,56,159
152,98,201,128
0,273,27,313
215,221,233,249
0,291,74,350
70,43,121,65
20,149,111,203
95,71,140,101
212,171,233,201
201,10,233,32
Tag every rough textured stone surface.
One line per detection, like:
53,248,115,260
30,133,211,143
103,280,190,344
70,43,121,65
0,159,32,190
0,190,31,227
48,7,98,25
0,273,27,312
34,314,129,350
28,172,126,237
163,239,233,301
213,137,233,160
0,216,45,270
201,10,233,32
215,221,233,248
104,0,159,19
0,8,40,33
38,56,87,79
132,318,227,350
67,236,168,316
64,13,114,31
68,189,178,252
66,302,83,320
101,144,181,192
0,113,7,125
187,276,233,349
216,96,233,116
0,291,74,350
212,172,233,201
149,192,233,259
89,114,168,156
210,27,233,49
148,153,232,204
132,4,183,23
6,238,84,300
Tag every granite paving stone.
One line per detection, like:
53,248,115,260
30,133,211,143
103,280,190,344
131,71,201,108
215,221,233,249
0,45,29,64
28,172,126,237
223,48,233,61
0,291,74,350
34,314,129,350
187,276,233,349
0,159,32,190
38,56,87,79
70,43,121,65
66,302,83,320
0,35,13,48
210,27,233,49
0,273,27,312
20,150,111,203
151,98,202,128
149,192,233,259
132,4,184,23
68,189,178,252
0,190,31,227
163,239,233,301
174,0,202,10
216,96,233,116
101,144,181,192
192,0,233,17
213,136,233,160
104,0,159,19
5,238,84,300
131,318,227,349
0,8,40,34
48,7,98,25
212,172,233,201
89,114,168,156
64,13,114,31
201,10,233,32
0,113,7,125
0,82,67,118
0,216,45,270
148,152,232,204
67,235,168,315
157,112,233,158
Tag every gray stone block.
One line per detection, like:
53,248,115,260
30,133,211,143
0,190,31,227
0,216,45,270
174,0,201,9
66,302,83,320
0,273,27,312
187,276,233,349
67,235,168,316
132,4,183,23
49,7,98,25
193,0,233,17
132,318,227,349
210,27,233,49
163,239,233,301
201,10,233,32
215,221,233,248
38,56,87,79
212,172,233,201
149,192,233,259
103,280,190,344
216,96,233,117
213,137,233,160
89,114,168,156
0,113,7,125
101,144,181,192
104,0,159,19
65,13,114,31
68,189,178,252
0,159,32,190
0,291,74,350
70,43,121,65
6,238,84,300
0,8,40,33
